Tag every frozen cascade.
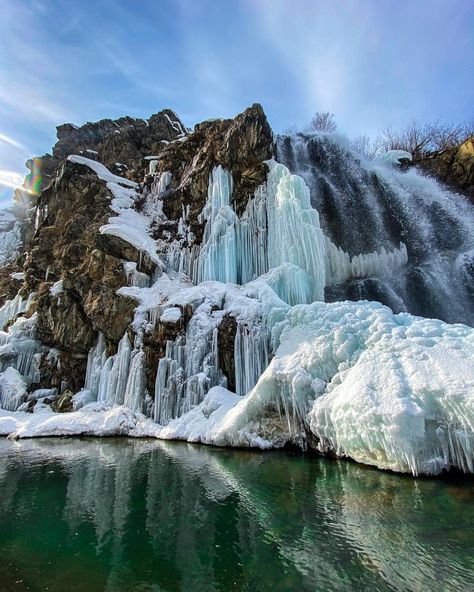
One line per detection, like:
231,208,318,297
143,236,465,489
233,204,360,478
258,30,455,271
96,333,133,406
0,367,27,411
191,162,409,306
0,296,43,386
151,161,416,426
123,262,150,288
193,166,238,284
325,238,408,285
142,170,172,223
85,332,138,408
123,349,146,413
154,302,225,425
237,185,268,284
277,133,474,324
265,161,327,302
0,294,28,331
84,334,108,398
234,323,271,396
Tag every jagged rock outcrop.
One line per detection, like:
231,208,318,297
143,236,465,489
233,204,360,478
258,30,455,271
23,161,138,352
153,103,273,241
54,110,187,179
414,137,474,199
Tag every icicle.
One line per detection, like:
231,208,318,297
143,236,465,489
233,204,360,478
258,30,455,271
84,334,108,398
123,350,146,413
0,313,43,385
123,262,150,288
324,238,409,285
153,305,225,425
234,322,271,396
0,294,27,330
0,367,27,411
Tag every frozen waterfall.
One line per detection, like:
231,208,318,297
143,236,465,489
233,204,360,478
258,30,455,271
2,142,474,476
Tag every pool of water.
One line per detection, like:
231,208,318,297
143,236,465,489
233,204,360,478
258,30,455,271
0,438,472,592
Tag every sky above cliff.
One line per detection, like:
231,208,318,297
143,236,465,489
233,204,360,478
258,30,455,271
0,0,473,206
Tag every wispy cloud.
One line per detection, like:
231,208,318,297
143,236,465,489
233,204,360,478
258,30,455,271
0,170,24,190
0,132,24,151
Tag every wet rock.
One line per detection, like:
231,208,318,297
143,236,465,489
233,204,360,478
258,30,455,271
157,103,273,242
51,389,74,413
217,315,237,392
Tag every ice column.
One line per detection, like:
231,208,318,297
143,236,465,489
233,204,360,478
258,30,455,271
84,334,108,398
0,314,43,385
265,161,327,303
193,166,239,284
95,333,133,406
154,308,225,425
0,294,28,330
0,367,27,411
324,237,409,285
234,322,271,396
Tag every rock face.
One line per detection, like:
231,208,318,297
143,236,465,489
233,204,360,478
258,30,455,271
414,137,474,199
0,104,274,397
54,110,187,178
25,161,138,353
0,110,190,392
153,103,273,241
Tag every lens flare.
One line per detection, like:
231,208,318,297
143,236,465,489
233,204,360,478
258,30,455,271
25,157,42,195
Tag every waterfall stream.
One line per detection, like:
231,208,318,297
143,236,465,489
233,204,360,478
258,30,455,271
277,133,474,324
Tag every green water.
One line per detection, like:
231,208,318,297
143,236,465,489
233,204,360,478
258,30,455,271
0,439,472,592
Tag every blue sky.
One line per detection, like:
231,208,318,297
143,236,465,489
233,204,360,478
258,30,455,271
1,0,473,206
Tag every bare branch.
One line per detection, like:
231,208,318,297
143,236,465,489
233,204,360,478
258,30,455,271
309,112,337,133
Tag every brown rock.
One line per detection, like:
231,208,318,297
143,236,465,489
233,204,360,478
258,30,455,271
415,137,474,199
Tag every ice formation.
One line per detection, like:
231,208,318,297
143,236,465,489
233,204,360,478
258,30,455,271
0,208,22,266
0,294,43,390
1,145,474,477
0,367,27,412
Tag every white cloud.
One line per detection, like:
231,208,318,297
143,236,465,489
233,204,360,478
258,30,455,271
0,170,24,190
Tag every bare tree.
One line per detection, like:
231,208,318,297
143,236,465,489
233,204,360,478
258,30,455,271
309,112,337,133
379,120,440,158
459,119,474,145
431,122,463,151
379,119,474,158
350,135,381,159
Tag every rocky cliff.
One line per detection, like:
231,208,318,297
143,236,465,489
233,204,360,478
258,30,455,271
0,104,273,396
414,137,474,200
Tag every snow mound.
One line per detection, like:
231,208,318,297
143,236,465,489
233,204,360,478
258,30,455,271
156,300,474,475
0,403,161,439
160,307,182,323
376,150,412,167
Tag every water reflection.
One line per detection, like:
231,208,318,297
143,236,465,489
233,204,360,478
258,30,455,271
0,438,472,592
